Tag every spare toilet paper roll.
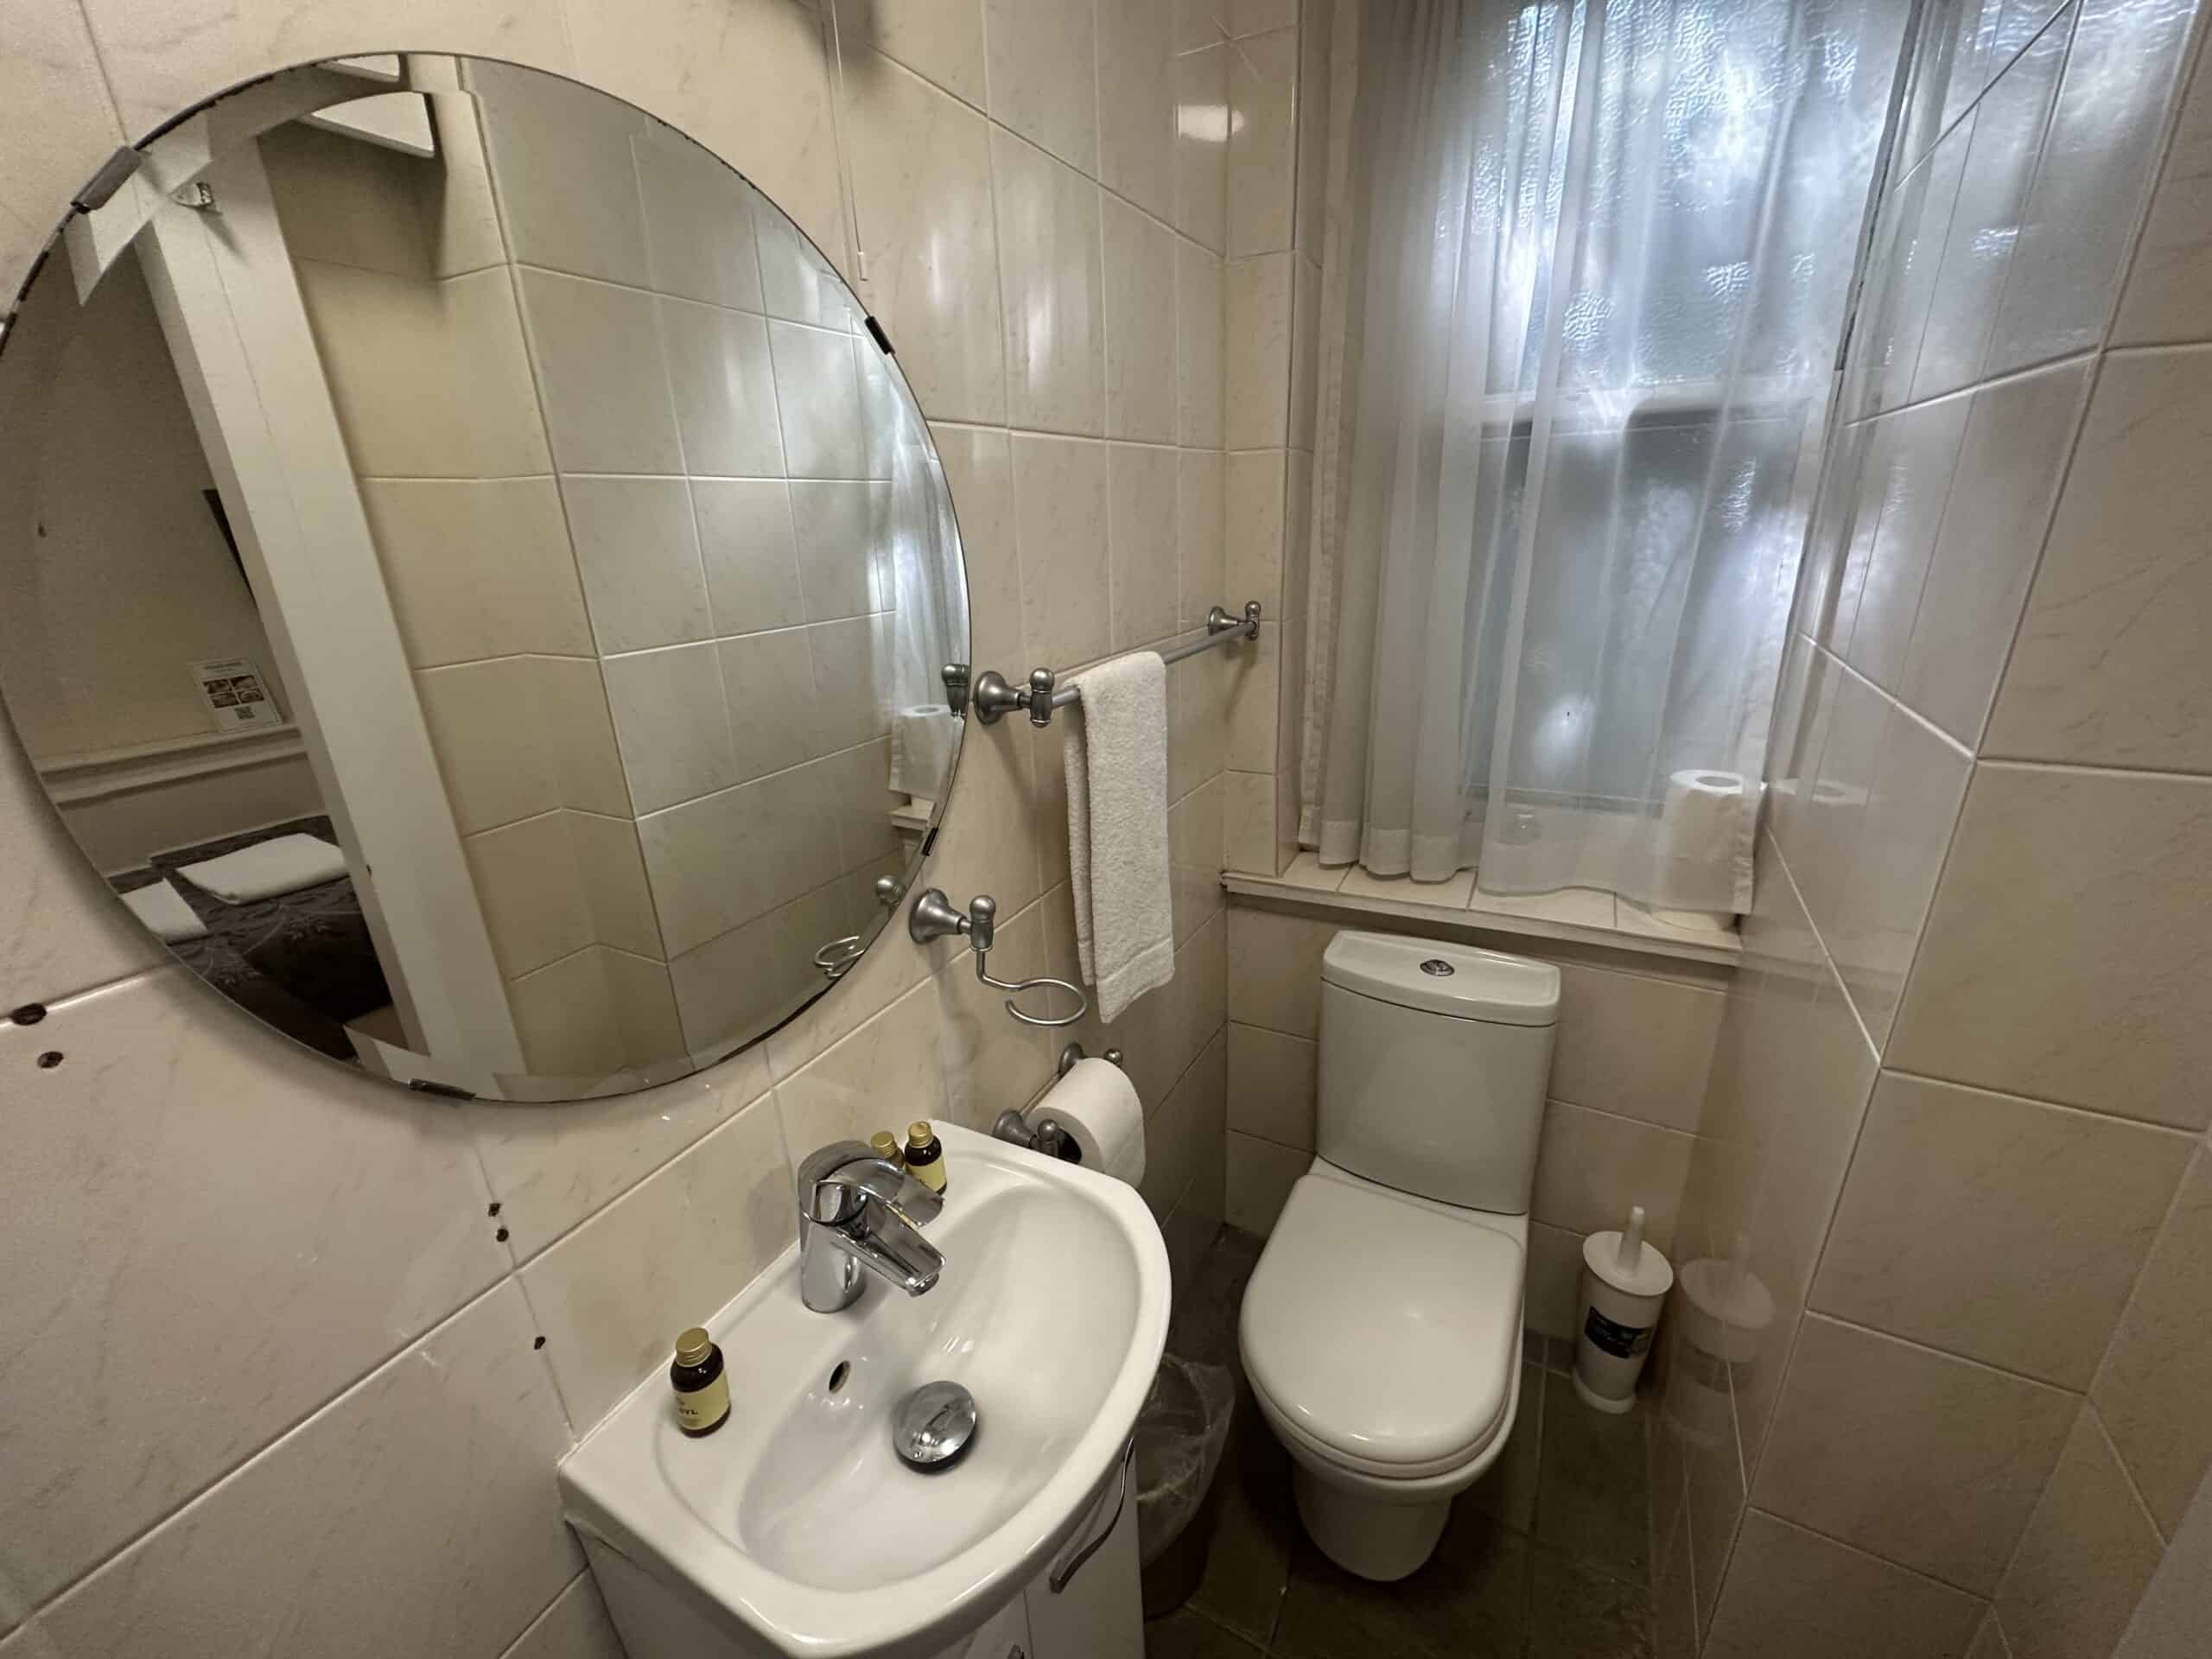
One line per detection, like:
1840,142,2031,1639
891,704,958,803
1033,1058,1146,1185
1658,768,1748,869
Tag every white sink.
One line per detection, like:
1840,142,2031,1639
558,1122,1170,1658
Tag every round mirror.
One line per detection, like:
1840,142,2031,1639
0,56,969,1101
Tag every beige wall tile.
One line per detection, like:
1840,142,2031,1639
1825,700,1972,1048
1532,1101,1694,1254
1813,1072,2192,1389
474,59,651,288
932,896,1053,1131
1888,763,2212,1133
467,811,594,978
1102,199,1179,444
1227,1020,1316,1149
1995,1408,2166,1659
790,479,890,621
601,641,741,815
1548,963,1723,1133
754,206,859,329
2113,1442,2212,1659
634,121,766,312
602,950,683,1077
561,474,713,653
1012,434,1112,670
300,261,552,480
1177,238,1226,448
661,300,786,477
1897,359,2090,746
1703,1510,1986,1659
931,423,1020,663
1985,0,2198,375
1985,346,2212,772
2113,43,2212,346
503,1573,626,1659
565,808,665,959
1791,656,1883,939
361,478,591,667
832,0,986,109
2093,1148,2212,1535
840,54,1003,424
776,977,946,1153
0,970,506,1607
39,1281,578,1659
1173,43,1230,251
1844,395,1968,692
983,0,1098,172
1168,773,1225,944
1098,0,1178,220
1524,1219,1586,1338
1225,252,1293,449
1230,0,1295,33
1225,448,1287,615
1178,448,1228,631
1178,0,1231,53
1225,902,1334,1035
994,130,1107,435
417,658,561,835
1751,1313,2077,1593
1223,768,1274,873
1225,1128,1307,1234
693,477,806,635
1294,10,1332,259
1967,1612,2012,1659
768,319,866,480
1223,619,1279,771
921,712,1049,925
522,1089,794,1429
1109,443,1182,651
535,655,633,817
560,0,844,268
508,945,626,1077
1227,26,1298,257
517,267,680,474
720,627,817,779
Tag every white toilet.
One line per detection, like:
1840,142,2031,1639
1237,930,1558,1582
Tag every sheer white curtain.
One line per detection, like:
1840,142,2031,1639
1300,0,1906,915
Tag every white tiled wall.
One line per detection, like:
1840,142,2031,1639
1661,3,2212,1654
0,2,1243,1654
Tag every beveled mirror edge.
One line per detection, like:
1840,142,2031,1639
0,53,971,1105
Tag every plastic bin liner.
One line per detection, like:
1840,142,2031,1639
1133,1354,1236,1565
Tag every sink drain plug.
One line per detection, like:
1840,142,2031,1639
892,1380,978,1471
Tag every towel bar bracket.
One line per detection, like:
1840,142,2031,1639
906,887,1088,1028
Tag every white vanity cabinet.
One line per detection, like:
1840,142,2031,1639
578,1440,1141,1659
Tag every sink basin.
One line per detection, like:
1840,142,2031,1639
558,1122,1171,1657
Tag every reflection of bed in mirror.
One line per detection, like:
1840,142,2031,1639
0,54,971,1103
112,815,393,1062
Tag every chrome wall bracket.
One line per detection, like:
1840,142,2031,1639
993,1046,1124,1160
906,888,1088,1028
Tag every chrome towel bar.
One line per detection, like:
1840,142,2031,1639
944,601,1262,728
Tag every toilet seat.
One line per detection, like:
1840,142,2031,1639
1239,1161,1525,1484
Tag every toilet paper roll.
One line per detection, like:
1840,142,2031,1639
1033,1058,1146,1185
891,704,958,803
1658,768,1748,870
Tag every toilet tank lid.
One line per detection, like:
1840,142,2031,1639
1321,931,1560,1025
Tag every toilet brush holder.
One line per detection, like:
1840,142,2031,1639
1572,1205,1675,1414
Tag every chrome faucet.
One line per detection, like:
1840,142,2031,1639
796,1141,944,1313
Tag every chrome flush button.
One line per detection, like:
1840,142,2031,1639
1420,958,1455,976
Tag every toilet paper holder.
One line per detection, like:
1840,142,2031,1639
907,887,1089,1029
993,1045,1124,1159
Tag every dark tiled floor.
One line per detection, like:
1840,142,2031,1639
1149,1229,1653,1659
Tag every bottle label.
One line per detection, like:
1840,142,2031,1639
1583,1306,1652,1360
912,1157,947,1195
676,1371,730,1432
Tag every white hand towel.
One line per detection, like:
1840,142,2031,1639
177,832,347,902
1063,652,1175,1022
121,879,208,943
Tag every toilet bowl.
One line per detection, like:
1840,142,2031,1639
1236,932,1558,1581
1239,1161,1527,1580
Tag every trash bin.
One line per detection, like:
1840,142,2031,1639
1133,1353,1236,1617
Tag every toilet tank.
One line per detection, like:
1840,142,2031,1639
1317,931,1559,1213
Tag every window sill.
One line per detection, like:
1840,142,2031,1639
1221,853,1742,969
